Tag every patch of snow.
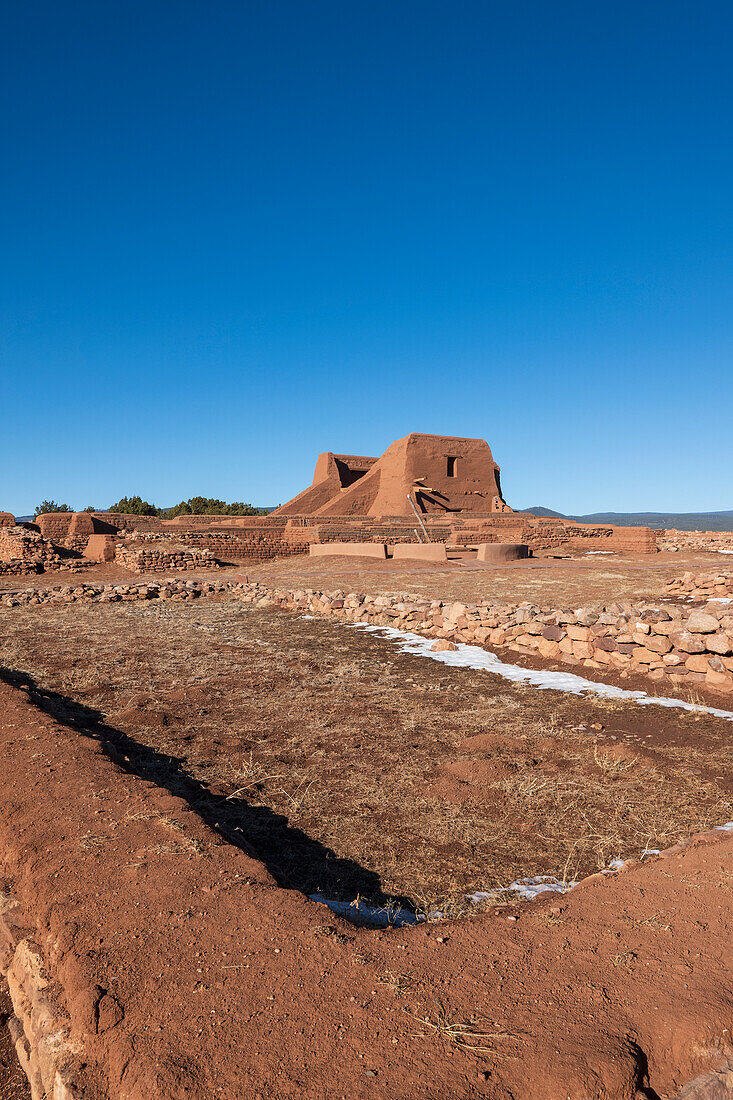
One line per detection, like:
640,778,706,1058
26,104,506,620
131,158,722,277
309,894,424,927
584,551,613,555
715,821,733,832
640,848,661,859
345,622,733,722
468,876,576,903
708,597,733,604
717,549,733,554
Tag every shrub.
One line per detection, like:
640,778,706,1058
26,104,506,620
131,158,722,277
108,496,160,516
34,501,73,517
160,498,269,518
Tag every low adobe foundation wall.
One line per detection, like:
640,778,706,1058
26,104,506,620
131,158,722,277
391,543,447,561
477,543,529,562
310,542,387,559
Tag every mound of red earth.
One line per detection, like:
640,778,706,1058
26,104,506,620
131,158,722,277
1,674,732,1099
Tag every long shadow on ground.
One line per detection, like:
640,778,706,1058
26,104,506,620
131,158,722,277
0,666,414,913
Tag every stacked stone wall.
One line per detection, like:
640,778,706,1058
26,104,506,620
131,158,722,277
4,572,733,694
658,530,733,554
114,540,222,574
0,526,90,576
664,571,733,601
171,528,309,561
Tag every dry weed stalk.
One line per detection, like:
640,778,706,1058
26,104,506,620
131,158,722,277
407,1001,514,1054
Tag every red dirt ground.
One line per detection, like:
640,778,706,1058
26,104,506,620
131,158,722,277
1,653,732,1098
2,555,733,1098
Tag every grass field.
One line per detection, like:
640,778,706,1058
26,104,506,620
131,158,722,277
2,594,731,918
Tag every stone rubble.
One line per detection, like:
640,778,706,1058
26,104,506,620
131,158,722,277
0,525,91,576
658,530,733,554
664,570,733,601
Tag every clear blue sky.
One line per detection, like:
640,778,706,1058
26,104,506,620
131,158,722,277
2,1,732,515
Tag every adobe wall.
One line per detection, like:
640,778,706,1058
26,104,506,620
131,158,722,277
449,515,657,554
92,512,164,533
34,512,151,548
295,514,657,554
171,528,309,562
162,515,289,529
34,512,75,544
32,506,657,567
0,512,15,527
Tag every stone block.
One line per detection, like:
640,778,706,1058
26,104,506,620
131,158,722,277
566,625,591,641
669,631,707,654
685,611,720,634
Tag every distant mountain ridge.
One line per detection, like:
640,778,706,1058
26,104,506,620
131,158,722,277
522,507,733,532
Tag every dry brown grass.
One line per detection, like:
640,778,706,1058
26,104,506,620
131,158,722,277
245,552,727,609
0,595,731,917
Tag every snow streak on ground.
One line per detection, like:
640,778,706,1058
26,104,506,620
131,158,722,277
346,622,733,722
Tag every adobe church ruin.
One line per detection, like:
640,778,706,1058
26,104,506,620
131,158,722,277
272,433,512,518
3,433,657,575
